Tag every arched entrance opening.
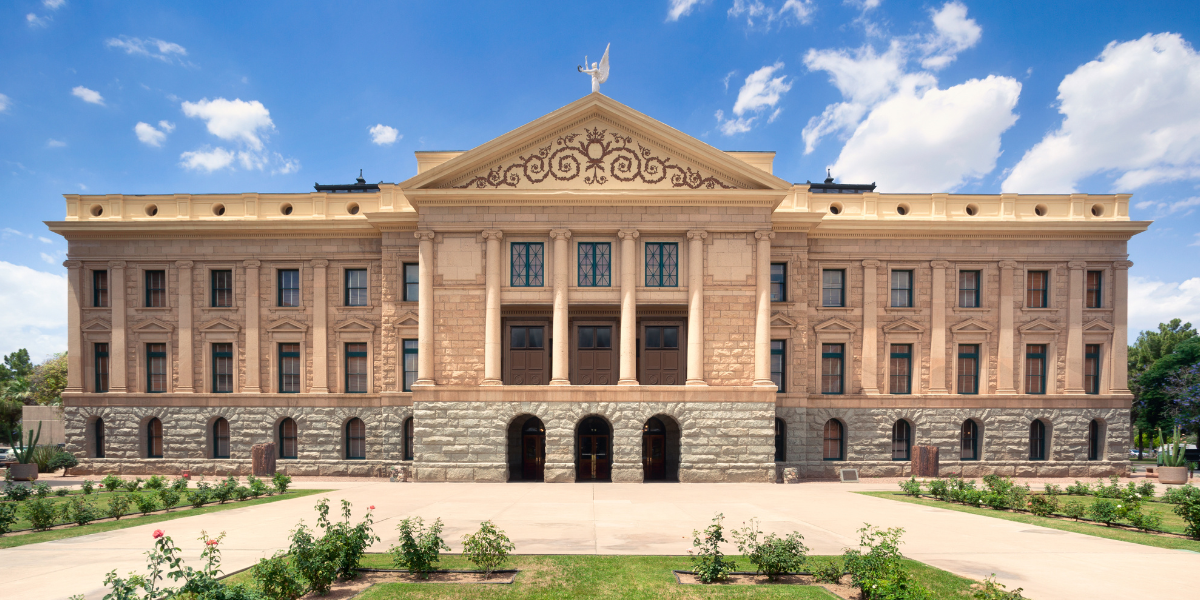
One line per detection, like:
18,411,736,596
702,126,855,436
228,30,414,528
506,414,545,481
642,415,681,481
576,415,611,482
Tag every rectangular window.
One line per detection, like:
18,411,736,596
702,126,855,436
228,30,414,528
770,340,785,392
278,269,300,307
890,270,913,307
889,344,912,394
1026,270,1048,308
822,269,845,307
1086,271,1103,308
770,263,786,302
511,242,544,287
279,343,300,393
402,339,418,392
958,270,980,308
645,242,678,287
94,342,109,393
577,242,612,287
1085,344,1101,395
1025,344,1047,394
93,270,109,307
147,343,167,393
821,343,844,394
212,343,233,393
211,270,233,308
345,269,368,306
345,343,368,393
145,270,166,307
957,344,979,395
403,263,419,302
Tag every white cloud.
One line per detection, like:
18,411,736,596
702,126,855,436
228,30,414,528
71,86,104,105
714,109,754,135
158,120,175,133
1003,33,1200,193
1133,196,1200,218
273,156,300,175
105,36,188,63
728,0,814,27
39,253,56,265
919,1,981,70
135,121,168,147
0,261,67,361
2,228,32,239
46,139,66,148
369,124,400,145
845,0,882,9
717,62,792,135
667,0,706,21
26,13,50,28
43,0,66,9
801,42,907,152
179,147,235,172
1129,276,1200,335
181,98,274,150
0,93,10,112
38,237,53,244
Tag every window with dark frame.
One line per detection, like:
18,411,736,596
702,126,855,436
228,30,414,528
892,420,911,460
890,270,913,307
889,344,912,394
511,242,544,287
1025,344,1047,394
821,343,844,394
145,270,166,307
278,269,300,307
403,417,414,461
211,270,233,307
774,418,786,462
402,339,418,392
1086,271,1103,308
345,343,368,393
1087,419,1102,461
279,343,301,393
403,263,419,302
961,420,978,461
212,343,233,393
770,263,786,302
93,270,109,307
578,242,611,287
94,342,109,393
822,269,845,307
147,343,167,393
1026,270,1048,308
147,417,163,458
822,419,843,460
279,418,298,459
1084,344,1101,395
770,340,785,392
645,242,678,287
345,269,368,306
346,418,366,459
94,418,105,458
1029,419,1047,460
958,270,980,308
212,418,230,459
957,344,979,394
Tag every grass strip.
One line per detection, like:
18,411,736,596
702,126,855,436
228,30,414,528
860,491,1200,552
0,488,328,549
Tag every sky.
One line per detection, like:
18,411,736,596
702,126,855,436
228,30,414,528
2,0,1200,361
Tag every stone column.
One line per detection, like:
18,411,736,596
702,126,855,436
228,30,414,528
1112,261,1133,394
175,261,195,393
63,260,83,393
861,259,880,395
243,260,262,393
997,260,1018,394
311,259,329,393
109,260,127,393
550,229,572,385
686,230,707,386
753,230,775,386
481,230,504,386
1065,261,1087,394
928,260,950,394
415,231,436,386
618,229,639,385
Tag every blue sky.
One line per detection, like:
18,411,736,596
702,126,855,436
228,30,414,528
2,0,1200,360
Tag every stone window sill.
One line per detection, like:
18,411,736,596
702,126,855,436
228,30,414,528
205,307,238,311
954,308,989,313
138,307,173,312
272,307,306,311
884,307,921,313
817,306,852,311
1021,308,1059,313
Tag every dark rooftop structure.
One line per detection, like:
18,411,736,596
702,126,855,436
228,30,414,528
314,170,381,193
805,169,876,194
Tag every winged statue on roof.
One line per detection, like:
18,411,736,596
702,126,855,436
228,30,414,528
578,44,610,94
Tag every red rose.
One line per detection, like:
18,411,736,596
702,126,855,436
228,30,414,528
153,529,164,539
206,539,219,546
369,505,375,510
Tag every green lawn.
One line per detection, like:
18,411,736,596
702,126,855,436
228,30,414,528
0,489,328,549
861,491,1200,552
223,553,980,600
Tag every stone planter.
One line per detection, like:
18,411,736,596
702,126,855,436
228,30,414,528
1158,466,1189,485
9,463,37,481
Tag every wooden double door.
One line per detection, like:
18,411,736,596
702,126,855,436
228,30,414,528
573,322,617,385
642,416,669,481
505,322,547,385
577,416,611,481
641,322,684,385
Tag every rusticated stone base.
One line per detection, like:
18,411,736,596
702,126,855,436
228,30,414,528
67,458,395,478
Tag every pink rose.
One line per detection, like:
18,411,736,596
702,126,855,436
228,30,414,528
153,529,164,539
206,539,219,546
369,505,375,510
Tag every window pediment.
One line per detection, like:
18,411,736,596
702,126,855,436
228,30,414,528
883,318,925,333
770,312,800,329
199,318,241,334
132,318,175,333
1083,319,1114,333
267,318,308,334
394,311,419,328
1019,318,1060,333
334,318,376,334
82,318,111,332
814,317,857,333
950,318,994,334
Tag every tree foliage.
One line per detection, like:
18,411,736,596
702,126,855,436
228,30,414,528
1129,319,1197,378
29,352,68,406
1132,335,1200,432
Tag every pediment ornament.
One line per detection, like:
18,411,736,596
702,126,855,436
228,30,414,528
132,318,175,333
199,318,241,333
266,318,308,333
950,318,994,333
814,317,857,333
334,318,376,333
82,318,111,332
883,318,926,333
394,311,419,328
1019,318,1060,333
1083,319,1114,333
770,312,800,329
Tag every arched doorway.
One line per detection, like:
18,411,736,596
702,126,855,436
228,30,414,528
577,416,611,482
642,415,681,481
506,414,545,481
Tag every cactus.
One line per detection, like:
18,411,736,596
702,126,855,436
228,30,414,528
12,422,41,465
1159,426,1189,467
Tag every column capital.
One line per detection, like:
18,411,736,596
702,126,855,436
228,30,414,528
415,230,436,242
108,260,127,269
310,259,329,268
617,229,640,240
862,259,881,268
481,229,504,241
174,260,194,269
243,259,261,268
687,229,708,240
549,228,572,241
999,260,1018,269
1114,260,1134,270
930,260,951,269
754,230,775,241
1067,260,1088,270
62,260,82,269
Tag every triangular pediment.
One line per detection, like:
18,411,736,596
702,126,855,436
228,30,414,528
771,312,800,329
951,318,994,333
394,311,419,328
1083,319,1114,333
334,318,376,333
199,318,240,333
1019,318,1060,333
132,318,174,333
883,318,926,333
82,318,111,332
400,94,790,201
814,317,857,333
266,318,308,333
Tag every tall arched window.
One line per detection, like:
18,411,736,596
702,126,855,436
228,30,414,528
1087,419,1102,461
774,418,786,462
1029,419,1047,461
823,419,844,461
891,420,911,461
961,419,978,461
212,418,230,459
346,418,366,460
94,417,105,459
403,417,414,461
279,418,298,459
147,417,163,458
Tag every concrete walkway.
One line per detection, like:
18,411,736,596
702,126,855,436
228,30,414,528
6,479,1198,600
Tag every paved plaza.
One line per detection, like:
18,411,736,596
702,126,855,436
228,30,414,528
5,478,1198,600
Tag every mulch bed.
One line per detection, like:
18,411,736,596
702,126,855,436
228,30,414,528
674,571,858,599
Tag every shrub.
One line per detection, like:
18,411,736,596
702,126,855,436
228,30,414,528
272,472,292,494
54,488,69,497
33,482,51,499
81,480,95,495
972,574,1026,599
212,477,237,504
732,518,808,581
30,445,59,473
1065,480,1090,496
3,481,31,502
289,520,338,595
24,497,58,530
247,475,268,498
391,515,451,580
157,488,181,512
1163,484,1200,505
1088,498,1121,526
48,450,79,475
101,474,122,493
1126,508,1164,532
106,493,132,520
121,478,142,493
234,486,252,502
253,552,305,600
134,493,159,516
461,520,516,579
170,477,189,492
898,477,922,497
1093,477,1122,499
326,499,379,580
928,478,949,501
1170,486,1200,540
0,502,18,534
61,495,97,526
810,559,844,584
842,524,932,600
1027,494,1059,517
1062,499,1086,520
1043,483,1062,496
1136,481,1156,499
144,475,167,491
189,483,211,508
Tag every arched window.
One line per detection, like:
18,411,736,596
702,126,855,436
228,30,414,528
346,418,366,460
1029,419,1047,461
961,420,978,461
147,418,163,458
774,418,786,462
891,420,911,461
1087,419,1102,461
822,419,844,461
94,417,105,459
403,417,414,461
212,418,230,459
279,418,298,459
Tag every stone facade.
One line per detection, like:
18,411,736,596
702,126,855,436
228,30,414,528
51,94,1148,482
